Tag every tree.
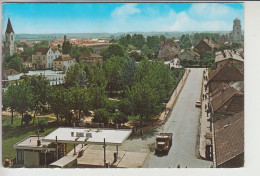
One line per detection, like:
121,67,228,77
88,85,108,110
70,46,93,61
26,75,50,124
2,84,19,124
62,40,72,54
15,81,34,126
48,87,65,123
126,82,160,123
121,57,138,94
87,64,107,89
92,108,110,126
160,35,166,42
8,56,24,72
129,51,144,62
132,34,145,50
64,62,87,88
69,84,89,120
104,56,125,94
146,36,160,50
100,44,126,60
34,40,49,49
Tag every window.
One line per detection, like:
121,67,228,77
39,57,40,60
17,150,24,164
49,63,51,68
11,35,13,41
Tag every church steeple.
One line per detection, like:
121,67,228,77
5,18,14,34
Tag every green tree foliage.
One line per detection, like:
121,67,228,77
179,34,192,49
87,64,107,89
146,36,160,50
15,81,34,126
92,108,110,126
64,62,87,88
69,84,89,120
88,85,108,110
25,75,50,124
121,57,138,93
160,35,166,42
69,46,94,61
34,40,49,49
126,82,160,122
2,84,19,124
119,34,132,47
100,44,126,60
129,51,144,62
62,40,72,54
8,56,24,73
132,34,145,50
21,46,34,61
104,56,125,93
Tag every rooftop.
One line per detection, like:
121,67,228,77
214,111,244,166
209,61,244,82
215,50,244,63
6,18,14,34
42,127,132,146
211,83,244,113
13,135,56,151
54,54,75,61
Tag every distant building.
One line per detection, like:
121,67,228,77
215,50,244,72
32,48,61,69
229,18,242,44
158,40,181,61
53,54,76,71
213,111,244,168
79,51,103,66
178,49,200,61
208,61,244,92
194,38,218,55
4,18,16,56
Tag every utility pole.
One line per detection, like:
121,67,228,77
103,138,106,167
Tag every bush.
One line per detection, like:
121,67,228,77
92,108,111,126
23,113,32,125
38,120,47,132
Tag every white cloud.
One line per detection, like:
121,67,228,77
111,4,140,20
160,3,244,31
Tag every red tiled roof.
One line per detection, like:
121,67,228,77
211,83,244,113
5,18,14,34
214,111,244,166
209,61,244,82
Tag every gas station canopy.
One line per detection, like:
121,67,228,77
42,127,132,146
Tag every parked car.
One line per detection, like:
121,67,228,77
195,101,201,107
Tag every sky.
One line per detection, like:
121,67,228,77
2,3,244,34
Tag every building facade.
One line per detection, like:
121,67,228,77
79,51,103,66
53,54,76,71
32,48,61,69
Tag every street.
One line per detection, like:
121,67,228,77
88,68,213,168
142,68,213,168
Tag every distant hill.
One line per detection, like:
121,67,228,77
2,31,238,42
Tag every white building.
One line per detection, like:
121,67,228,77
229,18,242,44
32,48,61,69
53,54,76,71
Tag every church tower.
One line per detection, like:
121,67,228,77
5,18,16,55
232,18,242,44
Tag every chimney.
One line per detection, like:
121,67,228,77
64,35,67,41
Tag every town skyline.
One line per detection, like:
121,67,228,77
2,3,244,34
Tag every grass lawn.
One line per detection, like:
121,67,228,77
2,115,58,164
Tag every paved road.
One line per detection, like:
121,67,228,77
142,68,213,168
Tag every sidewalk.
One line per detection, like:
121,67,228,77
199,68,212,159
159,69,190,122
